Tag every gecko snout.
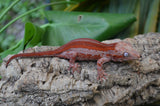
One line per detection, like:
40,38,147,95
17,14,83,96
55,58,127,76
132,51,140,60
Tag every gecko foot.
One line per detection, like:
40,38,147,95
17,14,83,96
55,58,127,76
97,70,107,81
69,63,80,74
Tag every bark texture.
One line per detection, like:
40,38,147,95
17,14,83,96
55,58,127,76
0,33,160,106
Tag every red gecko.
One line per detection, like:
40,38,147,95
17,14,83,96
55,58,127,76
6,38,140,80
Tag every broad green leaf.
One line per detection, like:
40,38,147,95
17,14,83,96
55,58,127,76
23,22,44,49
42,11,136,45
106,0,139,38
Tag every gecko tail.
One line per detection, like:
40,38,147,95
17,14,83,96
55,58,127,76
5,50,60,68
6,54,20,68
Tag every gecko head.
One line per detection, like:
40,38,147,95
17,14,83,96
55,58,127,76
113,41,140,61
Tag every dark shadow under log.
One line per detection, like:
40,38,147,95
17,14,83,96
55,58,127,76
0,33,160,106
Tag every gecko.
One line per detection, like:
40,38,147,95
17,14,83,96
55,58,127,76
6,38,140,80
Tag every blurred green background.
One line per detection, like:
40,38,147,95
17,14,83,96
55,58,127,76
0,0,159,60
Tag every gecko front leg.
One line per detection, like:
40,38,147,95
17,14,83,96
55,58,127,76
57,51,80,73
97,57,111,81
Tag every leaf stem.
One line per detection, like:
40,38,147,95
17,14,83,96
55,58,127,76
0,0,21,20
0,1,77,33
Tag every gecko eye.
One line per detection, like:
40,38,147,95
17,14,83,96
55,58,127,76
123,52,129,57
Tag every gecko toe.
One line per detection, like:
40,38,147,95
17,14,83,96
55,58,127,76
97,70,107,81
69,63,80,74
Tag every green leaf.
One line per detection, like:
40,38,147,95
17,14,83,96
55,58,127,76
0,22,44,61
23,22,44,49
0,0,20,20
42,11,136,45
158,15,160,32
144,0,159,33
139,0,152,33
0,39,23,61
128,0,140,37
109,0,137,13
